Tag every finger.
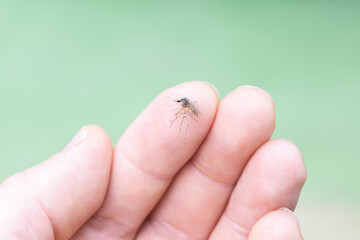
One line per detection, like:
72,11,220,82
209,139,307,239
248,208,304,240
72,81,219,239
136,86,276,239
0,125,112,240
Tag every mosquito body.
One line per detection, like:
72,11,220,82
176,97,202,117
167,95,202,143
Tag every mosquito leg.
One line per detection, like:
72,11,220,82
168,91,178,102
170,108,183,128
178,114,187,139
178,112,187,138
173,107,181,115
169,116,177,128
184,122,190,144
167,95,176,102
185,109,199,122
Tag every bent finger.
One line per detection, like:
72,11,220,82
209,139,307,239
0,125,113,240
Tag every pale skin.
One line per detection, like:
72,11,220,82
0,82,306,240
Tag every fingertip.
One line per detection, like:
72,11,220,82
260,139,307,189
64,124,113,158
208,85,276,153
80,124,113,162
227,85,276,133
197,81,219,102
63,125,113,181
62,124,113,204
236,85,275,110
248,209,303,240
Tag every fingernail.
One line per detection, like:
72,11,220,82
64,126,88,150
278,208,298,223
200,81,219,101
278,208,303,239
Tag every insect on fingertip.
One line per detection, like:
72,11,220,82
167,94,201,142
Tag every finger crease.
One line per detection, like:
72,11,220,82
223,210,250,238
87,214,136,239
190,159,235,188
147,217,201,240
120,146,173,182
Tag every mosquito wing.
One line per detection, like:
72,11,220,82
187,99,202,116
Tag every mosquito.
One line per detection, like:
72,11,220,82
167,95,202,143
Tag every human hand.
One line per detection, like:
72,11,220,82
0,82,306,239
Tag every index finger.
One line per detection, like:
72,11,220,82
72,81,219,239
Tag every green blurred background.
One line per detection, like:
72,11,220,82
1,0,359,238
